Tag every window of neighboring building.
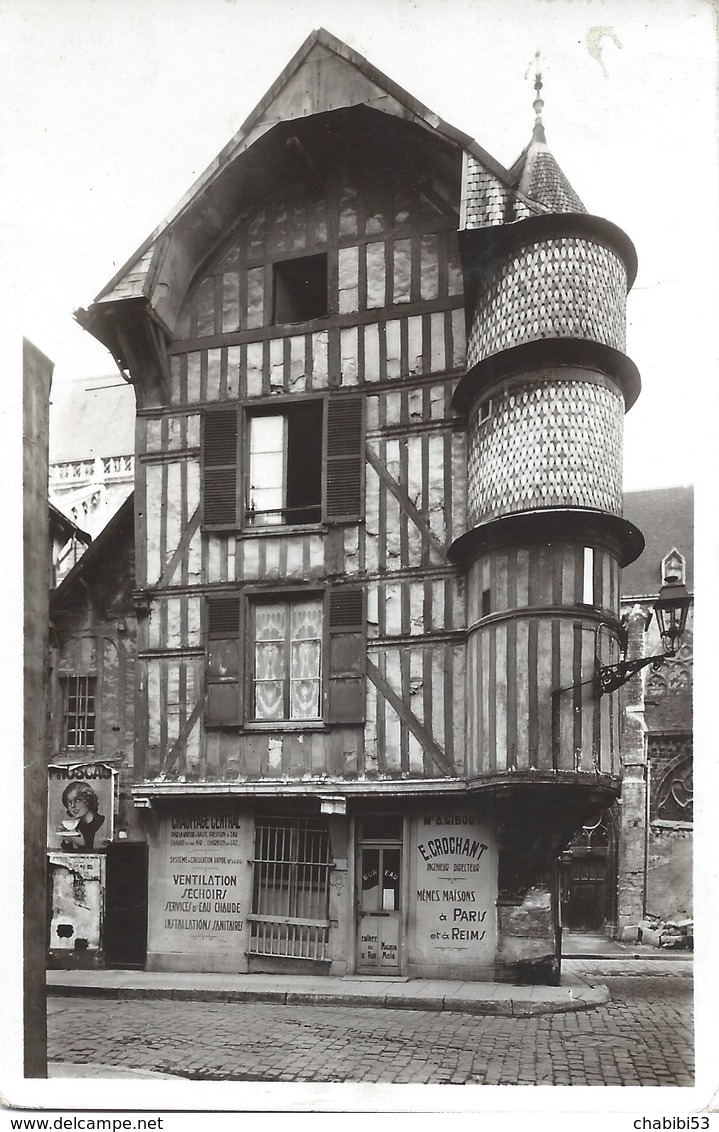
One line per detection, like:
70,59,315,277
202,394,363,529
252,597,323,722
661,547,686,586
247,403,323,526
249,816,332,960
64,675,97,749
273,254,328,324
653,752,693,823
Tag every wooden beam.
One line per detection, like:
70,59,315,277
156,505,201,589
366,657,455,776
161,693,205,777
365,444,446,561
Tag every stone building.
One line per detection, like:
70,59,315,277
70,30,647,981
559,485,693,939
49,372,135,548
618,486,693,934
47,495,147,968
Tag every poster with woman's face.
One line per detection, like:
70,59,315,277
47,764,115,851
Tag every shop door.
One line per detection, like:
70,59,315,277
104,842,148,967
356,844,402,972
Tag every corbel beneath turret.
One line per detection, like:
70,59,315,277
75,296,171,409
492,782,614,984
493,783,613,904
457,212,638,304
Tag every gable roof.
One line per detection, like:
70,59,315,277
621,485,694,597
51,492,134,611
49,502,91,545
81,28,514,327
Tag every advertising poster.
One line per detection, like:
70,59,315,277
411,808,497,969
149,813,254,961
47,763,116,851
48,853,105,952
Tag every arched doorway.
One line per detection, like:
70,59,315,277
559,807,618,934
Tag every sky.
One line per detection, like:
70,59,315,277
1,0,716,492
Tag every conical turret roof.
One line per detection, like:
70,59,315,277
508,72,587,215
508,135,587,214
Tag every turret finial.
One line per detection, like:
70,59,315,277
532,51,546,143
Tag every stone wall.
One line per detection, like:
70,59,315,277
645,823,692,921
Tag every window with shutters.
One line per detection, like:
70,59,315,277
205,585,365,728
252,597,323,722
202,394,364,529
206,595,242,726
247,402,323,526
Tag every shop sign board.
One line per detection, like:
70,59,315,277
149,813,253,959
410,808,497,968
47,763,115,851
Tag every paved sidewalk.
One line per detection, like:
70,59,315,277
561,931,694,959
46,961,694,1086
47,966,607,1017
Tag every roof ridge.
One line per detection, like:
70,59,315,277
92,30,514,306
51,492,135,604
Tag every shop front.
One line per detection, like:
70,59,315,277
140,795,498,979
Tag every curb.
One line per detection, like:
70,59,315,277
562,952,693,961
47,981,609,1016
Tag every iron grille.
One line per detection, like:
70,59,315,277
249,817,331,960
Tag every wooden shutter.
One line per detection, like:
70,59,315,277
324,394,364,522
206,594,241,726
203,407,239,526
327,584,365,724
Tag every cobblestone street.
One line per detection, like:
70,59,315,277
47,960,694,1087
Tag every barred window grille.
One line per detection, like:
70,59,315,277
64,675,97,749
249,818,331,960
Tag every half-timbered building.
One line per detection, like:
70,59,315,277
48,495,147,968
77,30,644,982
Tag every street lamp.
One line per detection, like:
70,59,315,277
597,580,691,695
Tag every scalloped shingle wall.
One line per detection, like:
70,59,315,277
467,380,624,523
463,157,510,228
467,239,627,366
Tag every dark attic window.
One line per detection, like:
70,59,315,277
273,254,328,324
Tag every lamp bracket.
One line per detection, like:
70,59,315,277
598,654,668,696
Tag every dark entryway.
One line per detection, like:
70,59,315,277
561,854,609,931
104,842,148,967
559,809,617,934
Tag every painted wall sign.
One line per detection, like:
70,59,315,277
410,808,497,969
47,763,115,851
148,813,253,959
